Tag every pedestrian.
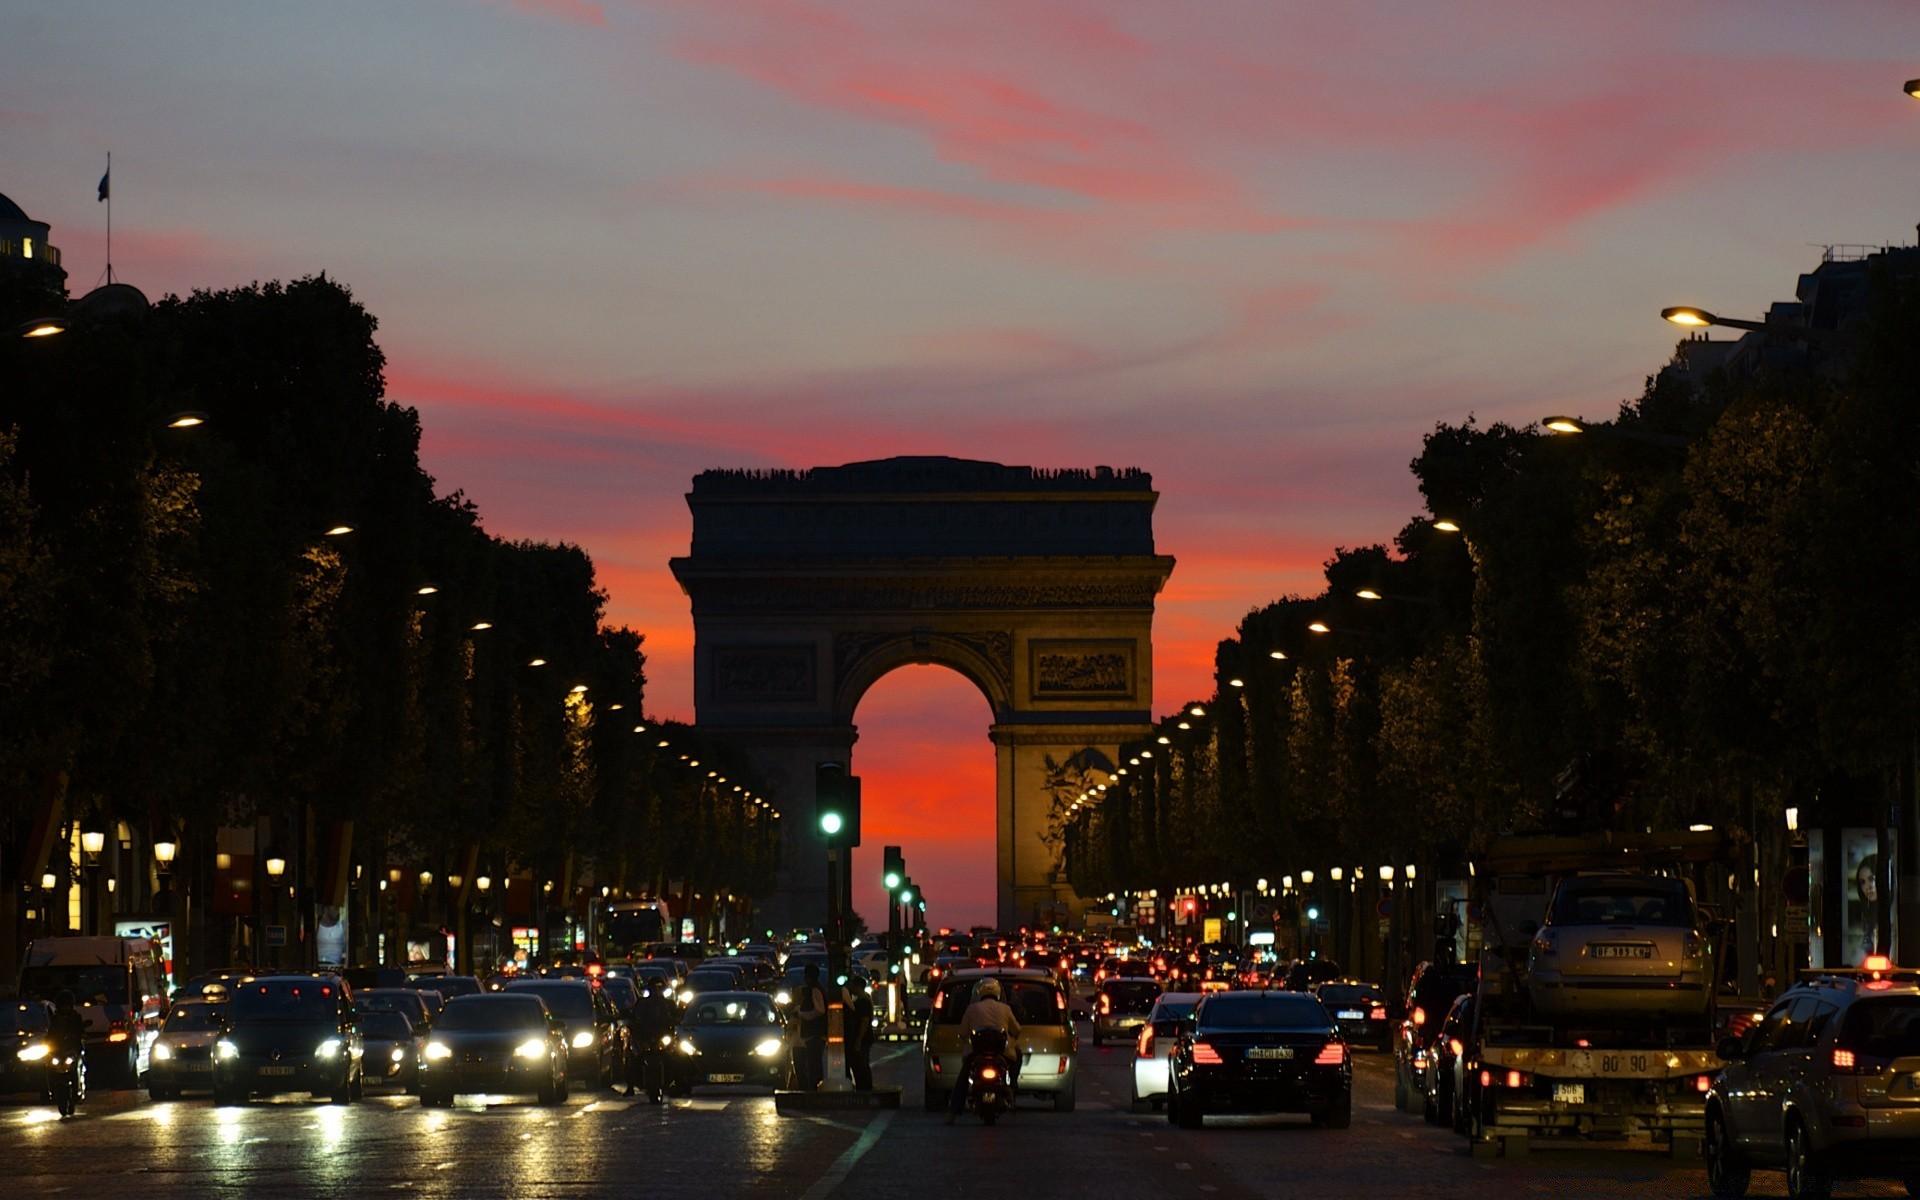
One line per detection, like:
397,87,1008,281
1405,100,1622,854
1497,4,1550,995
844,977,875,1091
794,963,828,1090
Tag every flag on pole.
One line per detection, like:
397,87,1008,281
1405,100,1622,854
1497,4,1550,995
97,169,110,202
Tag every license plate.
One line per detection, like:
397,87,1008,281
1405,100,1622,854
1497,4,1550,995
1553,1082,1586,1104
257,1065,296,1076
1337,1010,1365,1020
707,1073,744,1084
1590,944,1653,959
1247,1047,1294,1060
181,1062,211,1072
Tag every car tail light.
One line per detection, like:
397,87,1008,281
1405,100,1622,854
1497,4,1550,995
1192,1041,1223,1065
1056,990,1068,1013
979,1065,999,1081
1479,1069,1491,1088
1314,1043,1346,1066
1369,1006,1386,1021
1505,1069,1529,1088
1832,1046,1860,1072
1058,1056,1068,1074
1449,1037,1463,1058
1694,1074,1712,1093
1136,1027,1155,1059
1411,1006,1427,1027
108,1022,130,1043
1100,994,1112,1015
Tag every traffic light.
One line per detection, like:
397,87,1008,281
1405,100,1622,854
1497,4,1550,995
882,845,904,891
814,761,861,847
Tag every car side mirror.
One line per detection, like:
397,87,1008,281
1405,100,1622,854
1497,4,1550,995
1717,1035,1745,1061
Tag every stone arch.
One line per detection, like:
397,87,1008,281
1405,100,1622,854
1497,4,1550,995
832,630,1013,724
669,456,1174,931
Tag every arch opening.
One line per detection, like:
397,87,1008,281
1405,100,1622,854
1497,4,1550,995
850,663,997,931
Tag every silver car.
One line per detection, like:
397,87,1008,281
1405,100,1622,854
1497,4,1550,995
1129,992,1201,1112
1527,874,1710,1025
147,999,227,1099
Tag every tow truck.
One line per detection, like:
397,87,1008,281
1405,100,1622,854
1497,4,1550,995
1460,829,1744,1159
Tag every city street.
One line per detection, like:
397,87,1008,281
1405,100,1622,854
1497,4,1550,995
5,1030,1904,1199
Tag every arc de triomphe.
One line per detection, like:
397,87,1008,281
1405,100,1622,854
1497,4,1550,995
669,457,1174,933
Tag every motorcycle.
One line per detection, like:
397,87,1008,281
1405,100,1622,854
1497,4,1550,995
964,1027,1014,1126
48,1051,85,1118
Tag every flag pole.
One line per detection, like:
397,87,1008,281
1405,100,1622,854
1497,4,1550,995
105,152,113,285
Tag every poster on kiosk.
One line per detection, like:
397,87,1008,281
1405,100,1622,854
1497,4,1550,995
1808,828,1895,969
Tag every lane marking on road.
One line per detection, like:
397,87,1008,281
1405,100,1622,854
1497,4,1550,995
1175,1162,1192,1171
798,1109,894,1200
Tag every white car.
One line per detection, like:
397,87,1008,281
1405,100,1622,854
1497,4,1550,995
147,998,228,1099
1129,992,1201,1112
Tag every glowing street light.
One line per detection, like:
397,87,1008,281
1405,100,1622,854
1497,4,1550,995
1356,588,1383,601
528,658,547,667
81,829,106,862
1542,415,1587,435
1307,621,1331,635
165,411,208,429
322,524,354,537
153,840,178,868
265,856,287,880
469,621,493,632
1268,649,1288,660
415,585,438,596
1432,519,1461,533
1189,705,1206,718
16,317,67,338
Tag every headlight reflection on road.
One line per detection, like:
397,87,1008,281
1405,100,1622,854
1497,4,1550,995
311,1103,347,1151
215,1104,246,1145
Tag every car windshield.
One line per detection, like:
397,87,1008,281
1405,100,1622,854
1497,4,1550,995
231,981,339,1022
362,1011,414,1038
687,997,778,1025
934,980,1062,1026
506,983,593,1018
361,991,424,1016
1198,995,1330,1031
1103,981,1161,1006
21,965,126,1005
1841,998,1920,1059
601,979,637,1007
1318,985,1383,1006
438,998,546,1032
1550,881,1693,927
3,1004,50,1034
163,1004,225,1032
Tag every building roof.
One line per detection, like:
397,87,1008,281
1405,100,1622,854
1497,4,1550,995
0,193,31,223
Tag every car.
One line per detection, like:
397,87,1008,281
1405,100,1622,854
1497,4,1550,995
1093,977,1162,1047
1704,964,1920,1199
1283,958,1343,992
212,975,364,1104
1312,981,1391,1051
922,968,1078,1113
502,979,622,1088
682,968,751,1002
1393,959,1476,1114
634,963,680,1000
669,991,790,1093
358,1009,423,1091
2,1000,56,1099
417,993,569,1106
1130,992,1202,1112
359,987,436,1034
1423,993,1473,1129
1527,873,1711,1026
414,974,482,1000
600,975,639,1014
1166,990,1352,1130
853,948,891,978
174,969,255,1001
146,998,229,1099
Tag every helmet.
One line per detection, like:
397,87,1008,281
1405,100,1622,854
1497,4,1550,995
976,979,1002,1001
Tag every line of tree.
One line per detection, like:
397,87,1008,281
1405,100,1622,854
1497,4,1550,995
1,270,780,975
1068,257,1919,922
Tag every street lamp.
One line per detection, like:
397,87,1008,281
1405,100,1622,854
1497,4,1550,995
468,621,493,632
1329,867,1344,882
1431,519,1461,533
154,840,178,870
322,524,354,538
1785,807,1800,833
418,870,433,888
81,828,106,861
1307,621,1331,635
1300,870,1315,885
1404,864,1417,881
265,856,286,880
1906,78,1920,99
15,317,68,338
1356,588,1383,601
165,411,208,429
1542,415,1587,434
1379,865,1394,883
1542,413,1691,449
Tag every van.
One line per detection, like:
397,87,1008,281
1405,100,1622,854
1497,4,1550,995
19,935,167,1087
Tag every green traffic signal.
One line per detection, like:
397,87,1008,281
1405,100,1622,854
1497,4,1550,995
819,811,844,836
884,870,902,889
898,886,915,904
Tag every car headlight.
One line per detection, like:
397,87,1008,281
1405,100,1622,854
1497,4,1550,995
390,1047,406,1063
215,1039,239,1060
514,1039,547,1061
773,990,792,1006
17,1043,50,1062
658,1034,672,1048
424,1041,452,1061
152,1043,173,1062
754,1038,783,1059
316,1038,343,1058
570,1030,595,1049
678,1038,697,1056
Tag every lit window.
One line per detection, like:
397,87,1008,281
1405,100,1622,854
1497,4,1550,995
21,237,31,260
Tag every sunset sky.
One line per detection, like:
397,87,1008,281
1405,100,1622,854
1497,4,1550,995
9,2,1920,927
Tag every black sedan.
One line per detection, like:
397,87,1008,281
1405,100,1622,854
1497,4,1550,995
502,979,621,1088
1167,990,1351,1130
359,1009,421,1092
212,975,364,1105
2,1000,55,1098
1311,981,1391,1051
417,993,568,1106
670,992,790,1094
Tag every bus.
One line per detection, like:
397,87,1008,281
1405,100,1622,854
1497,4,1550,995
601,898,674,962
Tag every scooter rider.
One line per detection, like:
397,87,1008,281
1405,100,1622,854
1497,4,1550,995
625,982,678,1102
947,978,1021,1123
48,990,86,1114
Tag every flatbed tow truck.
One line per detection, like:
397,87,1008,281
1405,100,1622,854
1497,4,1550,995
1462,829,1745,1159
